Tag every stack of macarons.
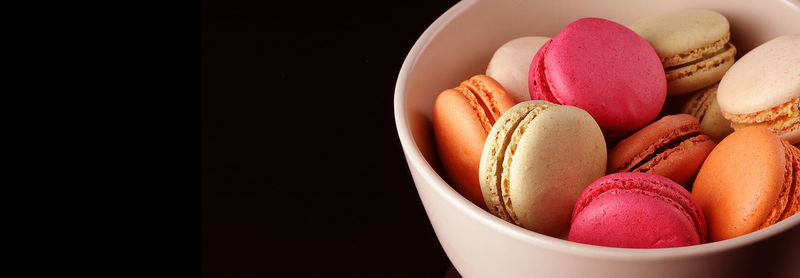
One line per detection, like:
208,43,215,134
430,9,800,249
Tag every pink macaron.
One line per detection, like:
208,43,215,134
569,172,707,248
529,18,667,134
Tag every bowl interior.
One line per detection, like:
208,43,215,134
396,0,800,255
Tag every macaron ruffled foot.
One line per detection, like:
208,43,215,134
433,75,517,208
716,35,800,144
692,126,800,241
629,9,737,96
607,114,716,189
479,100,607,238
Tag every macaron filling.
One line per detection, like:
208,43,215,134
725,97,800,135
482,102,554,222
629,133,709,173
693,86,717,123
453,79,506,132
662,32,730,68
465,78,506,125
664,43,736,81
611,125,703,173
683,86,714,119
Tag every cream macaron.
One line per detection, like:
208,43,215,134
486,36,551,102
478,100,606,238
681,83,734,142
629,9,737,96
717,35,800,144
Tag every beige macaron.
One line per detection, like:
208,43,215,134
486,36,551,102
717,35,800,144
478,100,606,238
681,83,734,142
629,9,737,96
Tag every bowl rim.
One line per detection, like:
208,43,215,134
394,0,800,259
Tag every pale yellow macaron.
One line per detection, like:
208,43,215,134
681,83,734,142
478,100,606,238
717,35,800,144
629,9,737,95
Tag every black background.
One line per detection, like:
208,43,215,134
202,0,460,276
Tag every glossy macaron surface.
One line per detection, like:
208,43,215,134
529,18,666,133
479,100,606,238
692,126,800,241
569,172,707,248
433,75,516,208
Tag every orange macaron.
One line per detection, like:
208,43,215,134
692,126,800,241
607,114,715,189
433,75,516,208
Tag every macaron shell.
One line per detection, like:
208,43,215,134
607,114,715,187
724,97,800,144
569,188,701,248
463,75,518,124
769,140,800,225
665,44,735,95
538,18,666,132
433,75,516,209
505,104,606,238
779,141,800,221
433,89,493,208
569,172,706,248
717,35,800,115
487,36,551,103
638,136,715,187
783,124,800,145
699,89,735,141
608,114,700,172
479,100,553,221
681,84,734,141
628,9,730,62
528,40,557,103
692,127,788,241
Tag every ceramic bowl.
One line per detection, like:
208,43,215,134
394,0,800,277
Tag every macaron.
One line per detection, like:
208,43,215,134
629,9,737,96
717,35,800,144
607,114,716,189
680,83,734,142
478,100,606,238
529,18,666,134
692,126,800,241
486,36,551,102
569,172,707,248
433,75,517,208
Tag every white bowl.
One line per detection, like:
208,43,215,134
394,0,800,277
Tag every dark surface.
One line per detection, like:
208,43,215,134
202,0,460,276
